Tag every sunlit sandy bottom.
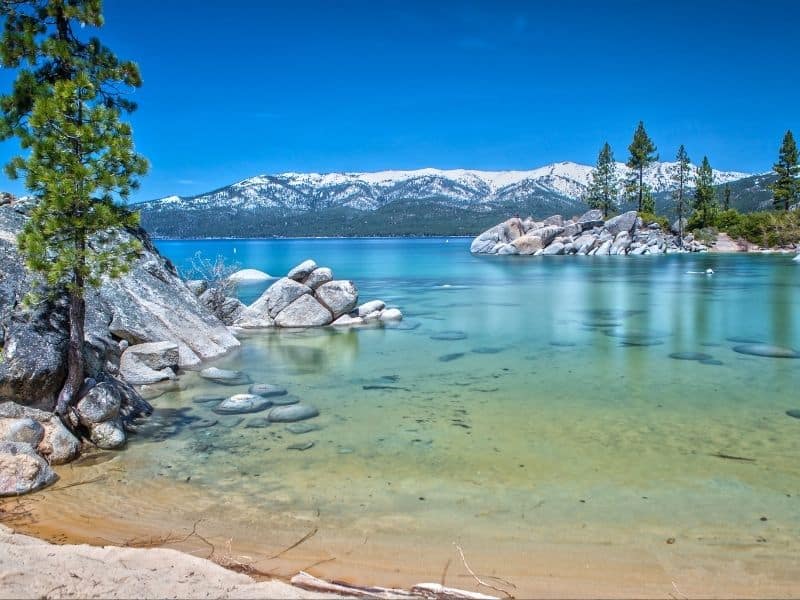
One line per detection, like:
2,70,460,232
8,246,800,597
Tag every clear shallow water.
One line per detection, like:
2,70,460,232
18,239,800,595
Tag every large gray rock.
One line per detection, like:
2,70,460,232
304,267,333,289
356,300,385,317
510,235,543,255
576,209,605,230
89,419,126,450
119,341,179,385
543,214,564,227
0,441,58,496
287,260,318,282
469,218,525,254
0,417,44,446
611,231,632,255
542,241,565,256
264,278,312,318
76,382,121,426
604,211,639,236
528,225,564,247
574,233,598,255
274,295,333,327
315,281,358,319
198,288,245,326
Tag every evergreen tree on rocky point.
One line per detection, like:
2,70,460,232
625,121,658,212
1,0,147,416
693,156,716,228
585,142,619,218
670,145,692,244
771,130,799,211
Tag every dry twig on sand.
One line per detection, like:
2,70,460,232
453,543,514,599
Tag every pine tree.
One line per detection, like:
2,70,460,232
1,0,147,416
771,130,799,211
670,145,692,244
585,142,618,218
693,156,716,228
626,121,658,212
723,183,731,210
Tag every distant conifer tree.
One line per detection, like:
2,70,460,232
626,121,658,212
1,0,148,415
585,142,619,218
670,145,692,244
771,130,799,211
723,183,731,210
693,156,716,228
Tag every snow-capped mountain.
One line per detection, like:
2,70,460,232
136,161,754,237
138,161,750,215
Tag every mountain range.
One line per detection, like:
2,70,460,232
136,162,773,238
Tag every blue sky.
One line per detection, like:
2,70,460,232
1,0,799,202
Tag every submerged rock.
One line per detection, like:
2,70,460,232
0,441,58,496
248,383,288,398
199,367,252,386
268,404,319,423
430,331,468,341
212,394,272,415
786,409,800,419
733,344,800,359
286,422,318,434
668,352,713,361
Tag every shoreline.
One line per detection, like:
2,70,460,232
0,524,342,600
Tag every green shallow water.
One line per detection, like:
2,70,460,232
25,239,800,592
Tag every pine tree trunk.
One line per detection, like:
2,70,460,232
638,166,643,212
55,250,86,416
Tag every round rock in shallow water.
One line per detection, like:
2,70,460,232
270,394,301,406
287,422,319,434
245,417,272,429
786,409,800,419
192,394,226,404
212,394,272,415
733,344,800,359
669,352,713,361
248,383,288,398
430,331,467,341
471,346,505,354
700,358,724,366
199,368,252,386
268,404,319,423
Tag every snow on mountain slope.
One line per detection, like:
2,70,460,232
138,161,752,214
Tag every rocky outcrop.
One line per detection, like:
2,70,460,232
0,201,239,411
234,261,402,329
471,210,709,256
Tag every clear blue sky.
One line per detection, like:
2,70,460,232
1,0,798,202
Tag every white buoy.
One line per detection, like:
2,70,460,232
706,268,714,275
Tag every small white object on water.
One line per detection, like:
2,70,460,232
793,254,800,262
706,268,714,275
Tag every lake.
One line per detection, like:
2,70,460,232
16,238,800,597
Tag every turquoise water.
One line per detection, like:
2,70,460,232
29,239,800,594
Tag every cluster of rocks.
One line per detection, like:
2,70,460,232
195,368,321,443
470,210,708,256
1,198,241,495
208,259,404,328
